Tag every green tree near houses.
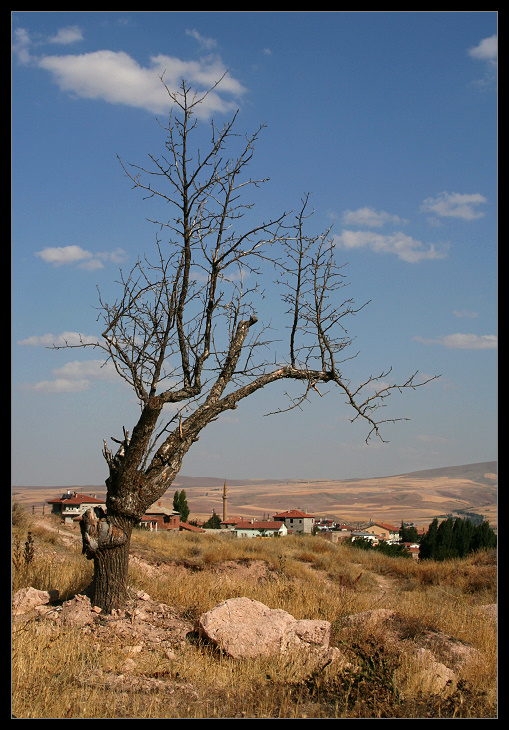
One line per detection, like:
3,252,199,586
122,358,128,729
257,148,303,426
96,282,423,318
173,489,190,523
419,518,439,560
420,517,496,561
203,511,221,529
400,521,419,543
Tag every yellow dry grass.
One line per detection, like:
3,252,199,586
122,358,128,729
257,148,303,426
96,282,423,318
12,509,497,719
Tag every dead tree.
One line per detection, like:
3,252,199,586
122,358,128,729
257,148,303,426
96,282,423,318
59,79,436,612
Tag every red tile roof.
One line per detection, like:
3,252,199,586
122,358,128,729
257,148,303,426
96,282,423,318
373,522,400,531
179,522,206,533
272,509,315,519
47,493,105,506
234,520,284,530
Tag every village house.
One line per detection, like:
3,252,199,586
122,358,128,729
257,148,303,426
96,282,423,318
315,518,335,531
402,542,421,560
364,521,401,542
317,527,354,544
219,517,242,530
140,503,180,531
272,509,316,534
350,530,379,544
47,491,106,525
232,520,287,539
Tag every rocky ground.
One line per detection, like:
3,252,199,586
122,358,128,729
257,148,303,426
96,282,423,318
12,516,497,717
13,561,496,702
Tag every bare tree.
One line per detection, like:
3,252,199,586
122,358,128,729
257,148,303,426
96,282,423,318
62,79,436,612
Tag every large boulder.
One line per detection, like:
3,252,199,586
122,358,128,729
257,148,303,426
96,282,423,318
196,597,333,659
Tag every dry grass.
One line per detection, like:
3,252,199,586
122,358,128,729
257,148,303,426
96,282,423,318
12,509,497,719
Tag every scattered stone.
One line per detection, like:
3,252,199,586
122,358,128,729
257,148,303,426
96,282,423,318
12,587,59,615
13,582,492,704
412,647,457,694
477,603,497,620
61,593,97,628
340,608,396,629
74,668,198,699
121,658,137,673
337,606,483,695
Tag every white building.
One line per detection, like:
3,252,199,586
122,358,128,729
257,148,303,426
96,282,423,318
47,490,106,525
233,520,287,538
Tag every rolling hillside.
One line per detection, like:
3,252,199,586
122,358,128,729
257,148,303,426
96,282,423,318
13,461,497,529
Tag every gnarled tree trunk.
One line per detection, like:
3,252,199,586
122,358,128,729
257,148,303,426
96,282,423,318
80,508,135,612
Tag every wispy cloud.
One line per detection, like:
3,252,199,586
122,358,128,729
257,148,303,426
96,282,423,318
26,378,91,394
21,359,117,394
413,333,497,350
17,331,100,347
13,26,246,119
341,207,406,228
185,28,218,51
420,192,487,221
49,25,84,45
453,309,478,319
333,230,448,263
35,245,127,269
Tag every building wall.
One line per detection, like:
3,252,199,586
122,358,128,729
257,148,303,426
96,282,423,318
285,517,314,534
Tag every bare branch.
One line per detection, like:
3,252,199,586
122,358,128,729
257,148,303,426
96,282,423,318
55,77,438,525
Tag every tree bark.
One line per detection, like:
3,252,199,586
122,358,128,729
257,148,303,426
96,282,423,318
81,508,134,613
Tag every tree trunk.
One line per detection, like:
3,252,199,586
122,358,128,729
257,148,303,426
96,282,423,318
88,533,132,613
81,508,134,613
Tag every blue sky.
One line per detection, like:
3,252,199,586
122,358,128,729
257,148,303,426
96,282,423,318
12,12,497,486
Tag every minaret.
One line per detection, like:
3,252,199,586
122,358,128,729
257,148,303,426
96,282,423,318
222,479,228,522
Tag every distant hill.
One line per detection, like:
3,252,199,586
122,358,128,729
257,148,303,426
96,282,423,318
390,462,497,484
13,462,497,529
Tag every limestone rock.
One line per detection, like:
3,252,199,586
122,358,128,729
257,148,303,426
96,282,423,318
12,586,59,615
196,596,332,659
61,593,97,628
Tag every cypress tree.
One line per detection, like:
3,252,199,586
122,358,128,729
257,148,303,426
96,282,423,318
436,517,454,560
173,489,190,523
419,517,438,560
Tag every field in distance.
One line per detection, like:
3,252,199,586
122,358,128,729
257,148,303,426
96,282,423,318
13,461,497,530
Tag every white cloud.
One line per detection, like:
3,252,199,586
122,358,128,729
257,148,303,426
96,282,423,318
185,29,218,51
453,309,478,319
49,26,83,45
413,333,497,350
420,192,487,221
17,331,100,347
22,359,118,394
35,245,93,266
12,28,32,64
13,26,245,116
468,35,497,88
17,30,246,118
52,359,117,381
78,258,105,271
468,35,497,63
27,378,90,394
341,207,405,228
35,245,127,269
333,230,448,263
